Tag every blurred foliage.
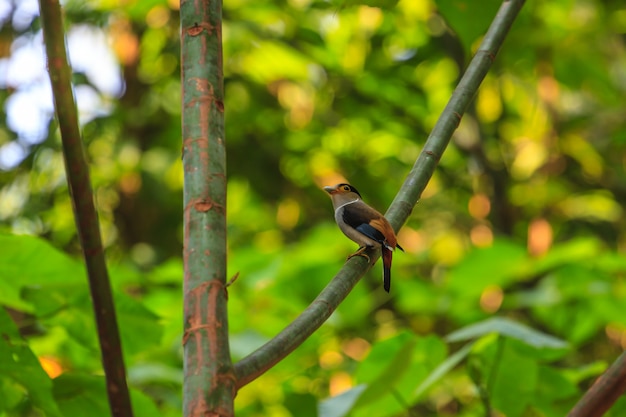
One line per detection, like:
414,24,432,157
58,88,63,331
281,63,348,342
1,0,626,416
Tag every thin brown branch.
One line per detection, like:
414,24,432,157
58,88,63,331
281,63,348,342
37,1,133,416
567,351,626,417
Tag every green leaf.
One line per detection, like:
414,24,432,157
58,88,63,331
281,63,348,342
0,308,62,417
52,375,99,417
536,366,577,402
446,317,568,349
113,292,164,357
130,387,163,417
23,286,163,358
318,384,367,417
532,301,602,347
593,251,626,273
491,342,539,417
285,392,318,417
146,258,183,284
22,283,84,318
53,373,161,417
230,331,271,359
411,335,449,371
413,342,474,399
353,333,416,407
446,240,528,296
320,332,418,417
0,377,25,410
128,363,183,386
348,335,448,417
0,233,84,311
395,279,442,315
436,0,502,54
562,361,608,385
531,238,603,275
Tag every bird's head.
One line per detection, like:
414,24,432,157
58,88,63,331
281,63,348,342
324,183,362,204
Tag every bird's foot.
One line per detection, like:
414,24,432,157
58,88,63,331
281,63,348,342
347,246,371,263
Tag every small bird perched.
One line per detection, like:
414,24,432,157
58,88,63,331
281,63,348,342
324,183,403,292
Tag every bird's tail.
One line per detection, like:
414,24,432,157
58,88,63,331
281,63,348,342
382,246,393,292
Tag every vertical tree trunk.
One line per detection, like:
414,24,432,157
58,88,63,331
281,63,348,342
180,0,234,415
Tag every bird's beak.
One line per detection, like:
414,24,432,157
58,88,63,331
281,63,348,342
323,186,337,195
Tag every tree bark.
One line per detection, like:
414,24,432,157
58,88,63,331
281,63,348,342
181,0,234,416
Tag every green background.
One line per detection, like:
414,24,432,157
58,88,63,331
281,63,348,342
1,0,626,416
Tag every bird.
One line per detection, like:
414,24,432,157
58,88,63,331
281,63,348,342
324,183,403,292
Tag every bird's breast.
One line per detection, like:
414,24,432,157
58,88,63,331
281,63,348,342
335,207,381,248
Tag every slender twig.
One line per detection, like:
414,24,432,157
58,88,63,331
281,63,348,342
234,0,526,389
567,351,626,417
37,1,132,416
180,0,235,415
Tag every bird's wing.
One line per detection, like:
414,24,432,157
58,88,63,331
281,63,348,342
342,202,397,248
355,223,387,245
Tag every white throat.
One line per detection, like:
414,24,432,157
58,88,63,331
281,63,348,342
335,199,360,213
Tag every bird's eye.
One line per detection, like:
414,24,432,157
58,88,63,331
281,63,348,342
343,185,350,191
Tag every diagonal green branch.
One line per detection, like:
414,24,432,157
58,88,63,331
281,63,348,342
233,0,526,390
387,0,525,228
38,1,133,416
234,255,372,388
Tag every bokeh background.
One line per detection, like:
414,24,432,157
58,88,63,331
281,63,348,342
2,0,626,416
